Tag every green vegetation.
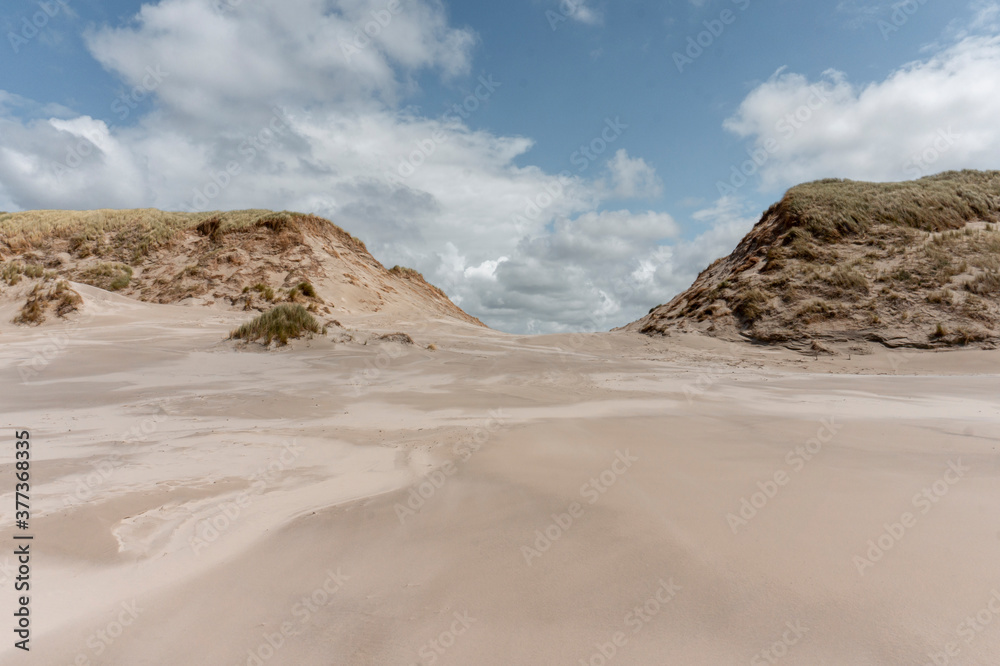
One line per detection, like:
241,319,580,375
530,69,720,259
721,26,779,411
230,304,322,346
288,281,317,299
388,265,422,280
775,170,1000,241
732,287,769,322
826,265,869,294
13,280,81,325
81,262,133,291
249,283,276,302
641,170,1000,348
0,209,350,258
1,262,45,286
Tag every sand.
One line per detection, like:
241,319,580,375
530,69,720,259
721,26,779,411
1,284,999,665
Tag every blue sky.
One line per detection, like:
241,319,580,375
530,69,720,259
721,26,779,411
2,0,999,331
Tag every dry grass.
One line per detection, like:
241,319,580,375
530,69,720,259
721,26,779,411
230,304,321,346
13,280,81,325
374,332,415,345
388,266,422,280
247,283,275,302
0,209,355,259
80,262,133,292
732,288,769,322
639,170,1000,348
826,265,869,294
927,289,954,305
286,281,318,301
773,170,1000,241
965,272,1000,296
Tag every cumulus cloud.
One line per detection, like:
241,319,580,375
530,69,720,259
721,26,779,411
724,30,1000,189
0,0,701,333
464,210,692,333
84,0,476,120
604,149,664,199
545,0,602,27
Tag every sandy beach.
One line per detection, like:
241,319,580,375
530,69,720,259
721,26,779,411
0,284,996,665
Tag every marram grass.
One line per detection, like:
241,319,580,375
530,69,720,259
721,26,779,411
230,304,322,346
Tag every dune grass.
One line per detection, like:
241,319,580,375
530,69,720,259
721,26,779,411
774,170,1000,241
80,262,133,291
13,280,81,325
230,303,322,346
0,209,348,260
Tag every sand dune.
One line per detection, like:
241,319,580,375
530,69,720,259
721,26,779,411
1,285,998,665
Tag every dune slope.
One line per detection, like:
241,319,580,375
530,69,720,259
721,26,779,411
628,171,1000,349
0,208,484,328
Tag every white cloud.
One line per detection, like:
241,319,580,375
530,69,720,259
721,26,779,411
462,209,689,332
723,34,1000,188
547,0,602,26
571,2,602,25
604,149,664,199
84,0,476,123
0,0,714,333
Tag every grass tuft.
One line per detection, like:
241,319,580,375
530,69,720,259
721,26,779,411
732,288,769,322
81,262,132,291
375,332,415,345
965,272,1000,296
250,283,275,302
13,280,81,325
230,304,321,346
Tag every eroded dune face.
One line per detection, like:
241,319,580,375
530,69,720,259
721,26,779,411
1,288,999,665
0,208,484,330
629,171,1000,351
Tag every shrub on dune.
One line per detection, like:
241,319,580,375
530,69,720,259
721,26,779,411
230,303,321,346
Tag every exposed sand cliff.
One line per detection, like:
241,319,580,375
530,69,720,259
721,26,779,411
0,208,484,330
628,171,1000,350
